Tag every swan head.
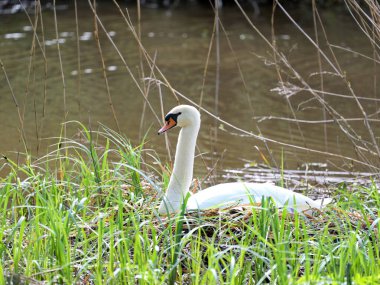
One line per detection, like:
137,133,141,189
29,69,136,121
158,105,200,134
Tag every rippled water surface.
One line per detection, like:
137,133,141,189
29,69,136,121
1,2,379,181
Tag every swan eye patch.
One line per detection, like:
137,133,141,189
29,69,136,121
158,112,182,134
164,112,181,123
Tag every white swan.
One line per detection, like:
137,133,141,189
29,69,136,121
157,105,325,215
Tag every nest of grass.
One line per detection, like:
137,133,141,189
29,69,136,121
155,203,378,242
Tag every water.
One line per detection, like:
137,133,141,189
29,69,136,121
1,2,379,183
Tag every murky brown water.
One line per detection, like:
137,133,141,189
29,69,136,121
1,2,379,181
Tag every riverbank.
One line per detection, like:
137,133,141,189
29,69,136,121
0,0,363,15
1,124,379,284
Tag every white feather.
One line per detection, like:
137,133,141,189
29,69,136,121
157,105,328,215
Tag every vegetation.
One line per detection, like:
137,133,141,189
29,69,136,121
1,0,380,284
0,124,379,284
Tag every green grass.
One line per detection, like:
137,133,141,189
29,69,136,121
0,124,379,284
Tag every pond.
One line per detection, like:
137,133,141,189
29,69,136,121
1,1,379,183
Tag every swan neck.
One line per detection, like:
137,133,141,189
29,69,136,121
164,123,199,206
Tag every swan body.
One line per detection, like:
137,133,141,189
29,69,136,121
157,105,324,215
186,182,319,212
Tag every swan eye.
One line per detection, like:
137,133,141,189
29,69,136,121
164,112,181,123
158,117,176,134
158,112,181,134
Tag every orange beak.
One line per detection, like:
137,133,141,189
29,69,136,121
158,117,177,135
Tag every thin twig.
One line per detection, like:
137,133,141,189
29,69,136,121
93,0,120,132
53,0,67,136
0,59,28,152
74,0,82,120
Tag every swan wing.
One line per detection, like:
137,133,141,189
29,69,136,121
187,182,319,212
